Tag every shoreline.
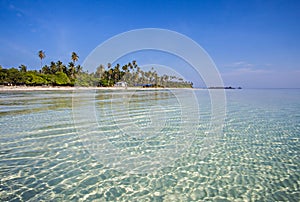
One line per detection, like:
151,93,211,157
0,86,196,92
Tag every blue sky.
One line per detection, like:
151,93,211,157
0,0,299,88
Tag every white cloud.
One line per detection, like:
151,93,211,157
224,61,254,68
222,67,272,77
222,61,273,77
8,3,27,16
0,39,37,67
224,61,273,69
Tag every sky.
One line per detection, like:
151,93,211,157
0,0,299,88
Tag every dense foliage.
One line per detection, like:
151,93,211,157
0,62,80,86
93,61,193,88
0,52,193,88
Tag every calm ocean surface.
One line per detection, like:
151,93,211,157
0,89,299,201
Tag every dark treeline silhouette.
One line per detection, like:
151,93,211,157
0,51,193,88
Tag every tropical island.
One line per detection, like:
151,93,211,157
0,51,193,89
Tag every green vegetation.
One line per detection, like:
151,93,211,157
0,51,193,88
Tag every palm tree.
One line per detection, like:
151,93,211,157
96,64,105,79
108,69,113,86
141,71,145,83
129,62,133,70
71,52,79,65
132,60,137,68
68,62,76,79
50,61,57,74
19,64,27,73
42,65,50,74
122,64,128,72
75,65,82,74
56,60,65,73
153,72,158,86
38,50,46,69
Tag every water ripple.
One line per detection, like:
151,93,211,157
0,89,299,201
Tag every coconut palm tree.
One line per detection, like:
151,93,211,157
56,60,65,73
96,64,105,86
76,65,82,74
42,65,50,74
108,69,113,86
122,64,128,72
19,64,27,73
132,60,137,67
68,62,76,79
71,52,79,65
107,63,111,69
50,61,57,74
129,62,133,71
38,50,46,69
114,65,120,81
96,64,105,78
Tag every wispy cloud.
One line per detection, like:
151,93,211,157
224,61,254,68
224,61,273,69
8,3,27,17
222,61,273,76
7,3,42,32
0,39,36,64
222,68,272,77
233,67,270,74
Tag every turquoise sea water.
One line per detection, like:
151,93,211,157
0,89,299,201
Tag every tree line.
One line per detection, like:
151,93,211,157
0,51,193,88
0,51,81,86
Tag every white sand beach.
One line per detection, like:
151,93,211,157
0,86,195,91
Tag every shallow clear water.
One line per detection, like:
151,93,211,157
0,89,299,201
